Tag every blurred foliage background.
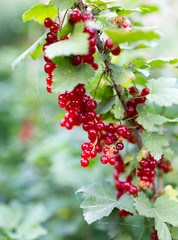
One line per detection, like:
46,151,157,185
0,0,178,239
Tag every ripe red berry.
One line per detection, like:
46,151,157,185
116,142,124,150
46,84,52,93
109,157,116,165
50,23,60,33
139,159,149,168
91,150,97,159
81,158,89,167
128,99,137,106
82,13,94,22
44,18,53,28
72,55,82,65
105,38,114,49
46,76,53,85
129,86,138,95
123,181,131,191
84,27,96,38
70,10,82,23
92,62,99,71
119,209,131,218
126,106,136,116
81,142,90,151
46,32,57,43
111,45,121,56
115,181,123,190
96,122,105,131
129,185,138,195
141,87,150,96
151,232,158,240
44,62,56,74
89,37,96,47
116,125,128,137
100,155,109,164
149,160,157,169
123,19,132,28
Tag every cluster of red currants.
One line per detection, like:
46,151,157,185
126,86,150,117
58,84,136,167
43,17,61,93
111,17,132,31
69,10,98,70
158,156,173,173
137,155,157,189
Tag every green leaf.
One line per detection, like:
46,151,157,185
111,64,133,85
140,5,160,15
77,181,135,224
111,97,124,120
147,57,178,67
164,185,178,203
146,78,178,107
58,21,73,39
135,193,178,240
124,153,134,164
22,4,58,24
137,147,147,162
52,0,77,11
142,132,169,160
12,33,47,69
105,27,161,45
52,57,95,92
171,227,178,239
116,7,147,17
96,97,115,114
16,224,47,240
45,23,89,59
137,113,178,131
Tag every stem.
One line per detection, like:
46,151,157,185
93,72,105,99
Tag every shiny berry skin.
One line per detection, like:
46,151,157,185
123,181,131,191
105,137,113,145
81,142,90,151
89,47,96,55
103,147,110,154
88,129,98,138
84,27,96,38
116,125,128,137
124,129,132,139
46,32,57,43
100,155,109,164
44,56,51,62
129,185,138,195
96,122,105,131
116,142,124,150
89,37,96,47
109,157,116,165
81,158,89,167
141,87,150,96
105,38,114,49
82,13,94,21
115,181,122,190
91,151,97,159
129,86,138,95
149,160,157,169
151,232,158,240
126,106,136,116
44,18,53,28
139,159,149,168
92,62,99,71
44,62,56,74
72,55,82,65
70,10,82,23
46,76,53,85
128,99,137,106
46,85,52,93
86,99,97,110
111,45,121,56
142,167,151,176
123,19,132,28
50,23,60,33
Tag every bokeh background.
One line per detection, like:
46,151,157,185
0,0,178,239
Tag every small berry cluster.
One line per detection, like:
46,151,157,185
58,84,136,167
105,38,121,56
137,155,157,189
43,17,61,93
158,156,173,173
151,228,159,240
111,17,132,32
69,10,98,70
113,154,138,218
126,87,149,117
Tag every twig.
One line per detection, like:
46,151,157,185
61,9,69,29
93,72,105,99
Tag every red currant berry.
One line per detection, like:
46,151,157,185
129,86,138,95
129,185,138,195
92,62,99,71
46,76,53,85
46,32,57,43
82,13,94,22
70,10,82,23
105,38,114,49
44,62,56,74
139,159,149,168
50,23,60,33
123,181,131,191
46,84,52,93
72,55,82,65
126,106,136,116
111,45,121,56
81,142,90,151
123,19,131,28
91,150,97,158
151,232,158,240
109,157,116,165
44,18,53,28
81,158,89,167
141,87,150,96
116,125,128,137
115,181,123,190
84,27,96,38
100,155,109,164
116,142,124,150
89,37,96,47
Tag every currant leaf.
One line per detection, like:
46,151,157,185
12,33,47,69
111,64,133,85
52,0,77,11
146,78,178,107
22,4,58,24
142,132,169,160
77,181,136,224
